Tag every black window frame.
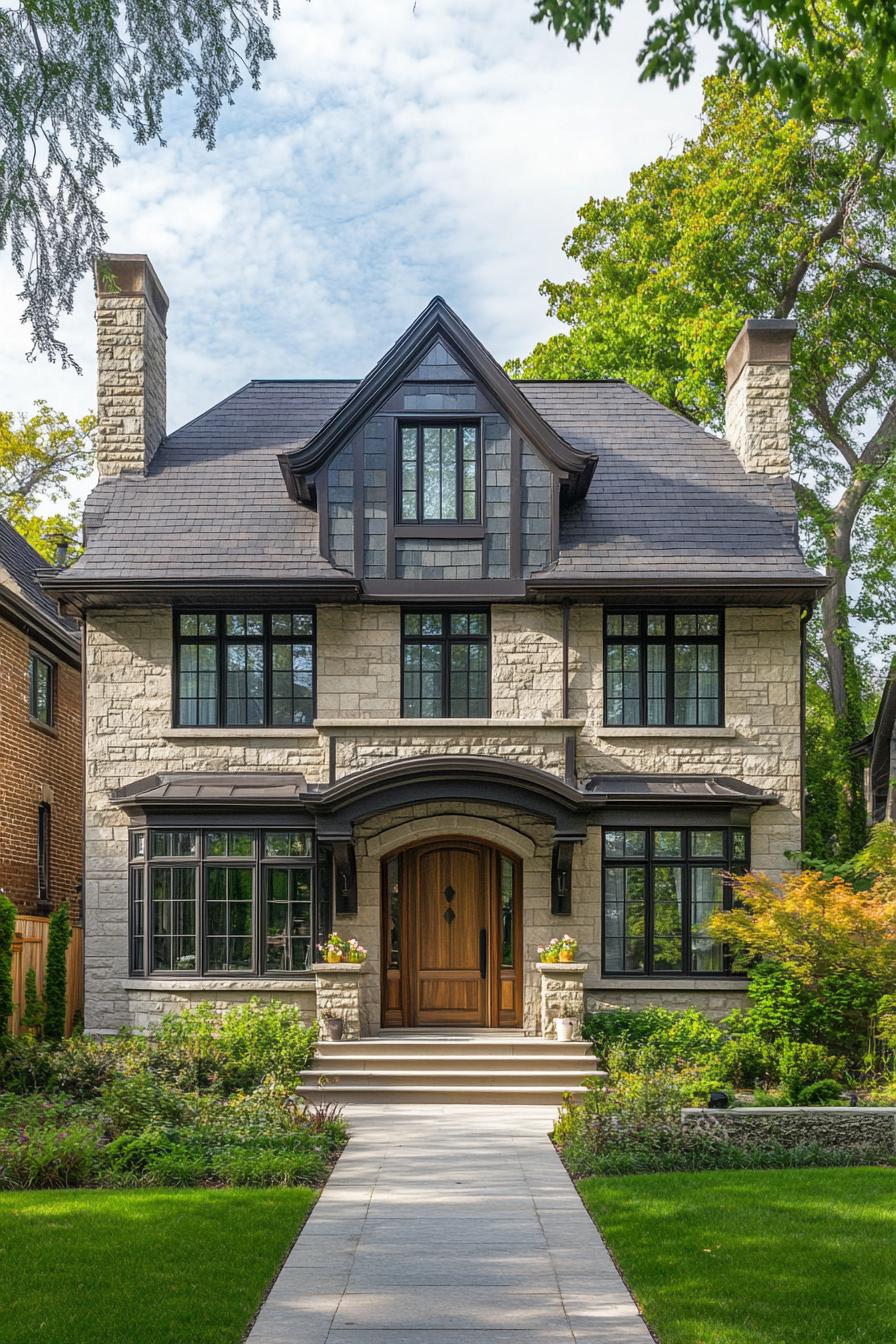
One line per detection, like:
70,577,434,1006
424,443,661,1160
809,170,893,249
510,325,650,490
29,650,54,726
397,420,481,524
37,802,51,906
173,610,316,729
601,824,749,978
400,608,491,719
603,610,725,728
129,826,320,978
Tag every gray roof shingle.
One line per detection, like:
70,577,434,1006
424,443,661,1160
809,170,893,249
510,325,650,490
0,516,79,644
63,375,819,588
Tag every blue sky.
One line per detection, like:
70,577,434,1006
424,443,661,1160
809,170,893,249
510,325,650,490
0,1,708,443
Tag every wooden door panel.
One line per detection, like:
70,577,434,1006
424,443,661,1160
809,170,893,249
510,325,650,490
414,845,487,1026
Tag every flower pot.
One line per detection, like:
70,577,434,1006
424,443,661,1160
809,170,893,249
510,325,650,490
321,1015,344,1041
324,951,343,964
558,949,574,962
555,1017,576,1042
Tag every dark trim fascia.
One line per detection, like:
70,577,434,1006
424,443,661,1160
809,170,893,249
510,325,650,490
37,573,362,615
281,298,597,500
0,588,81,667
526,575,829,606
116,804,317,827
394,522,486,540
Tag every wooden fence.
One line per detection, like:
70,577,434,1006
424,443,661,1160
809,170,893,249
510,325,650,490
8,916,84,1036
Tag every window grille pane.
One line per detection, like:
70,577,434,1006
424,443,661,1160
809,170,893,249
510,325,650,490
653,830,683,858
422,428,441,518
698,614,719,635
500,857,515,967
151,831,197,857
401,427,418,519
130,832,146,860
691,830,726,859
225,642,264,725
263,831,312,858
440,426,458,519
622,614,639,636
206,866,253,971
646,615,666,636
265,868,312,972
606,614,622,636
652,866,684,971
130,868,144,973
206,831,254,858
690,868,724,971
603,866,646,971
604,829,647,859
674,614,697,636
732,829,748,862
151,866,197,971
450,613,469,635
387,858,401,969
421,613,442,636
462,426,477,519
30,654,53,724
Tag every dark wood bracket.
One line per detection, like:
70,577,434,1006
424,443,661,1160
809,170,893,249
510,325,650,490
551,839,577,916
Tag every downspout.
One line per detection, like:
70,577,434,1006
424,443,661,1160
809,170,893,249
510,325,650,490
800,605,810,857
79,619,87,1031
561,600,576,786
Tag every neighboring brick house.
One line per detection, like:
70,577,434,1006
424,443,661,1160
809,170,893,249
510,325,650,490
42,254,825,1038
0,518,83,917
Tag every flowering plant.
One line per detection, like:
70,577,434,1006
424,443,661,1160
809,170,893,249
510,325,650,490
317,932,367,964
537,935,578,963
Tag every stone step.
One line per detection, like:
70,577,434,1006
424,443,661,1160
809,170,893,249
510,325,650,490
297,1081,589,1106
302,1068,599,1088
315,1038,592,1060
308,1052,599,1073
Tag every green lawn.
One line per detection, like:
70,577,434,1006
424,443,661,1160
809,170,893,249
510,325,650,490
0,1187,316,1344
580,1167,896,1344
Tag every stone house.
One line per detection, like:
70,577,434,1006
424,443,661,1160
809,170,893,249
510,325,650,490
42,254,825,1039
855,657,896,824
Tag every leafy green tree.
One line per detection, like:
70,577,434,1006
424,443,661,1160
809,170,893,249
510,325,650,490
21,967,44,1037
0,402,95,561
532,1,896,148
43,902,72,1041
511,76,896,854
0,893,15,1036
0,0,279,368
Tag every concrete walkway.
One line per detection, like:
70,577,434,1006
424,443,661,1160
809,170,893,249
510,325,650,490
246,1104,653,1344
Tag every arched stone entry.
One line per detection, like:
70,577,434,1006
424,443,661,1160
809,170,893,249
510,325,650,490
380,836,522,1028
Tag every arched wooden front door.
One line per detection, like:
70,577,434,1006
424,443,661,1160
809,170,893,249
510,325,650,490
381,839,522,1028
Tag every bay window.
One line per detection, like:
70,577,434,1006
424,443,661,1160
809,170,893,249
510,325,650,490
602,825,748,976
129,827,320,976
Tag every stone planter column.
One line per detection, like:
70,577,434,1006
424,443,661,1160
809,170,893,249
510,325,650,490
313,962,369,1040
536,962,587,1040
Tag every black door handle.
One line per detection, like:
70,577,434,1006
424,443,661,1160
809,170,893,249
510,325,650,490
480,928,487,979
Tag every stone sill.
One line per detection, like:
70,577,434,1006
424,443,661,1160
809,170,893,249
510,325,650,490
121,978,315,992
597,726,736,739
312,961,368,974
315,718,586,731
163,727,317,740
536,961,587,973
594,978,747,991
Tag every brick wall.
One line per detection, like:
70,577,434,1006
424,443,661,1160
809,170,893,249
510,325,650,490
0,615,83,917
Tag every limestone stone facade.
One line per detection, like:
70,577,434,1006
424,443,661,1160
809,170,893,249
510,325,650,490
81,599,799,1033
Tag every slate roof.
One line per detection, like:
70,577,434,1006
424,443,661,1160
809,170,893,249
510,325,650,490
0,516,79,649
59,374,820,590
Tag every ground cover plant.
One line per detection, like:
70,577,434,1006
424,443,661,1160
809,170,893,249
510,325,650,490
0,1187,315,1344
579,1167,896,1344
0,1000,344,1190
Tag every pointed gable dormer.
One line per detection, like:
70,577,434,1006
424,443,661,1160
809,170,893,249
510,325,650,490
279,298,597,594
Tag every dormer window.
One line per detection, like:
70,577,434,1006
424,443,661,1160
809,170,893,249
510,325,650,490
399,423,479,522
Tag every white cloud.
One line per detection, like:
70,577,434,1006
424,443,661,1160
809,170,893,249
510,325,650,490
0,0,709,448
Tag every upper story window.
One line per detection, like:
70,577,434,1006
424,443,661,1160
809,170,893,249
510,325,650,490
29,651,54,725
402,610,489,718
399,423,479,522
603,825,748,977
175,612,315,727
604,611,723,727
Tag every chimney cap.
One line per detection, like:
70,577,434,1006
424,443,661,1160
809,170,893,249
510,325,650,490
94,253,169,327
725,318,796,390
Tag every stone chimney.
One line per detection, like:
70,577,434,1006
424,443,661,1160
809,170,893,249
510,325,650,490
724,318,796,479
94,254,168,477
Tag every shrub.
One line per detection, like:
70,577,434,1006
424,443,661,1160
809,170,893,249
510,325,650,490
43,902,72,1041
777,1040,842,1104
151,1000,317,1092
584,1006,722,1070
0,1112,105,1189
99,1070,189,1136
21,967,44,1036
0,892,15,1037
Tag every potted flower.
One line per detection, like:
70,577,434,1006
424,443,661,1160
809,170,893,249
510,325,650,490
537,935,578,964
346,938,367,964
318,931,349,963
